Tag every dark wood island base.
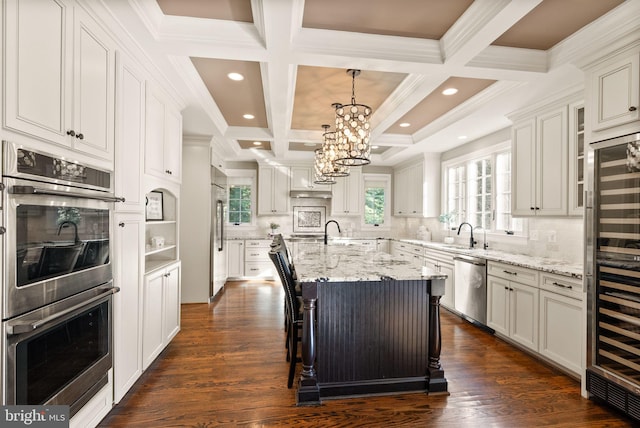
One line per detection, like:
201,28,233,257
297,278,448,405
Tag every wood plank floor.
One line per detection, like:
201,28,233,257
99,280,635,427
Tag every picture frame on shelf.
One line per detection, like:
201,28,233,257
146,191,164,221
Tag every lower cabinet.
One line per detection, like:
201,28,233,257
227,240,245,278
423,248,455,311
244,239,274,279
142,261,181,370
538,273,583,376
487,262,540,353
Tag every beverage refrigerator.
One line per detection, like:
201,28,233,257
585,132,640,421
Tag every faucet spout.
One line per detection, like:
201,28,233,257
457,222,476,249
324,220,341,245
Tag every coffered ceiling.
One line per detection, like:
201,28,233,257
106,0,637,166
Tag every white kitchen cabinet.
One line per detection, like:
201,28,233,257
331,168,362,215
512,105,568,216
394,162,424,216
588,52,639,133
487,262,539,352
244,239,274,278
568,102,585,216
113,214,144,403
423,248,455,311
115,52,145,213
258,165,290,215
538,273,583,376
4,0,115,162
227,240,245,278
142,261,181,370
145,83,182,183
291,165,317,191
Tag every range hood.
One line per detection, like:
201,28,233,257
289,190,332,199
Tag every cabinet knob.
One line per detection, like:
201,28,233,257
66,130,75,137
630,106,637,112
118,222,125,227
530,207,535,211
0,226,5,235
76,133,84,140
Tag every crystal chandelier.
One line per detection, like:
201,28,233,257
318,124,350,177
334,69,372,166
313,148,337,185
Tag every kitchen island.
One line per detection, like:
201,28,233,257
292,242,448,404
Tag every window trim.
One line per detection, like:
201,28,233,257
441,141,527,239
361,173,391,230
226,170,257,229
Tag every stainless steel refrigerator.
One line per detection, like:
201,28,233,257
211,167,227,299
585,132,640,421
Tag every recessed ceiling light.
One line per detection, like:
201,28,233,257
303,143,316,147
227,72,244,81
442,88,458,96
243,114,255,120
399,122,411,128
253,141,262,146
371,145,379,149
458,135,468,140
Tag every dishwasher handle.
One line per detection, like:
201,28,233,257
453,256,486,267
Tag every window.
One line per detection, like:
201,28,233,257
227,174,256,227
363,174,390,227
228,184,251,224
443,144,524,235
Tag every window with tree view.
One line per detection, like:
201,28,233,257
443,145,524,235
228,184,251,224
363,175,390,226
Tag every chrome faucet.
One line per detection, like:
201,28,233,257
57,221,80,244
457,222,477,249
474,226,489,250
324,220,341,245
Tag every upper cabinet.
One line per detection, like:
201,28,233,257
291,165,317,191
393,155,439,218
511,93,582,217
331,169,362,216
258,164,290,215
115,52,145,213
587,51,639,137
145,83,182,184
4,0,115,162
568,102,585,216
394,162,424,216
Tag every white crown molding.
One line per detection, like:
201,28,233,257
225,126,273,140
371,74,448,139
506,85,584,122
441,0,541,66
294,27,443,69
559,0,640,70
371,134,414,147
468,45,548,74
412,80,525,143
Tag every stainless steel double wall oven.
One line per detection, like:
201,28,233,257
1,141,122,416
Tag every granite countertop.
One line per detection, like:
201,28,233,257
397,239,583,280
293,242,446,283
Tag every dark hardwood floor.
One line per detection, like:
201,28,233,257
100,280,634,427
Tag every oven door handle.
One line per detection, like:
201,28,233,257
6,286,120,336
10,185,125,203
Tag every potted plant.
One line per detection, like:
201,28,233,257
438,211,456,244
269,222,280,236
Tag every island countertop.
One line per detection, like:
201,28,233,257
293,241,446,283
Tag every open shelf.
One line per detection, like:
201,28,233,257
145,188,178,274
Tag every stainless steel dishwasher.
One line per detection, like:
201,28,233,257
453,254,487,325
